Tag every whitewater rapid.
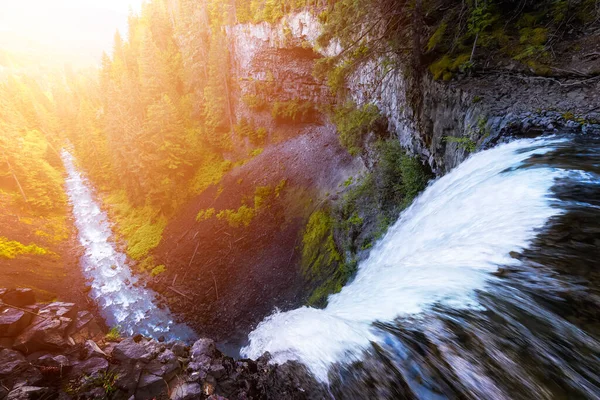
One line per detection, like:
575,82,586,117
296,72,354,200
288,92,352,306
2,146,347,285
242,137,572,381
62,150,194,341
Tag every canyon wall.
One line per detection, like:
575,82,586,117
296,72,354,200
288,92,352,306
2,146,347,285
227,11,600,174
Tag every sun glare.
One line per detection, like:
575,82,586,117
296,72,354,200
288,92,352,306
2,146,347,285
0,0,143,66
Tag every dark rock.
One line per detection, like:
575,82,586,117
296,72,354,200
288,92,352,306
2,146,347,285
69,357,108,379
38,303,77,320
0,349,28,378
135,372,167,400
112,360,144,394
112,338,157,363
0,308,33,338
0,386,7,400
158,336,165,343
13,317,73,354
33,354,70,368
170,382,202,400
1,289,35,308
83,340,106,359
169,341,187,357
143,349,180,381
190,339,216,360
132,334,143,343
209,364,226,380
6,386,48,400
74,311,94,331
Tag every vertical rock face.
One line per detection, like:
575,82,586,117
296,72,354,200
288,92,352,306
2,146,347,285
227,12,334,133
226,12,600,175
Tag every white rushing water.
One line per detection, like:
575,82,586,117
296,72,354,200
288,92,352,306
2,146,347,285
242,137,569,381
62,150,194,341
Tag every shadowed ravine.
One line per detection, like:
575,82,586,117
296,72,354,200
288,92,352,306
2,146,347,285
61,150,195,342
242,135,600,398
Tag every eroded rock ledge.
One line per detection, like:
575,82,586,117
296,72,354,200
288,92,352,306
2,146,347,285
0,288,325,400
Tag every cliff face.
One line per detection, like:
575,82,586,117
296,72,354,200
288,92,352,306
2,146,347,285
226,12,600,174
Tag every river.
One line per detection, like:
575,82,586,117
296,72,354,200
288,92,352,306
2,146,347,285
61,150,195,342
242,135,600,398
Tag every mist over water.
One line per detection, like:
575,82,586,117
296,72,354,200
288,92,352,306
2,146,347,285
242,136,600,397
62,150,195,341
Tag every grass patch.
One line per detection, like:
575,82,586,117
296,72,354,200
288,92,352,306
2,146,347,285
105,326,121,342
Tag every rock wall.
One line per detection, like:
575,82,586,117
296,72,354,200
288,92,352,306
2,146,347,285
227,12,600,175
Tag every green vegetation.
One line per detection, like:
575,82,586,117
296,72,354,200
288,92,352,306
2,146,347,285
332,102,384,156
66,371,119,398
444,136,477,153
150,264,166,277
271,100,318,124
313,0,599,93
242,94,268,111
302,139,432,307
105,326,121,342
207,180,288,228
0,237,49,259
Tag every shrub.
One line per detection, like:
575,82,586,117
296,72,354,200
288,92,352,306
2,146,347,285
332,102,383,156
271,100,317,124
242,95,267,111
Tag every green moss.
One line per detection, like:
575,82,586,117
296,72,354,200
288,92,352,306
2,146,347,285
216,205,255,228
249,148,264,157
0,237,49,259
429,53,472,81
427,22,448,52
196,208,216,222
444,136,477,153
150,264,166,277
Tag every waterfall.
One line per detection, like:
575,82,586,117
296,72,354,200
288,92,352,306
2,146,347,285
242,136,600,398
61,150,194,341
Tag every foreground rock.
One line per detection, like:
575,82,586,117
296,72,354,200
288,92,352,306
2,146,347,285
0,289,327,399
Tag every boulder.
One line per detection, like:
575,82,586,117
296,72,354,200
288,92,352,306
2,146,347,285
13,317,73,354
84,340,106,359
112,338,158,363
6,386,48,400
170,382,202,400
113,360,144,394
69,357,108,379
12,303,78,354
144,349,180,382
135,372,167,400
0,349,28,378
38,303,77,320
0,308,32,338
169,340,187,357
1,289,35,308
0,349,43,389
190,339,216,361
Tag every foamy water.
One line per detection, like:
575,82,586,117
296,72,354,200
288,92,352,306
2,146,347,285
62,150,194,341
242,137,569,381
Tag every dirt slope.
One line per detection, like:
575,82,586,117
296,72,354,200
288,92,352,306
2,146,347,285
151,124,363,348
